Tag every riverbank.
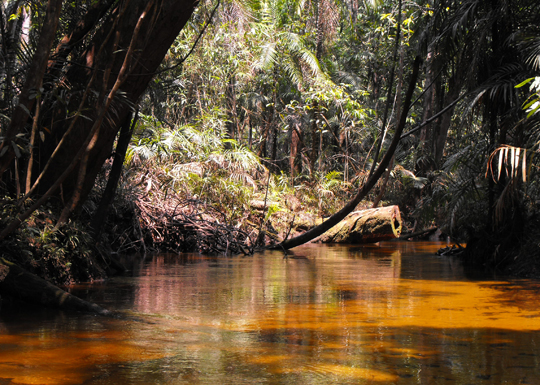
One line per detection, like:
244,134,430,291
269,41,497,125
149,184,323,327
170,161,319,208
2,169,540,289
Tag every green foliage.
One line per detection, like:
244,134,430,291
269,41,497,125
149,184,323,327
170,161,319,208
125,116,265,218
0,196,100,285
274,170,353,216
27,221,94,285
314,171,352,215
516,77,540,118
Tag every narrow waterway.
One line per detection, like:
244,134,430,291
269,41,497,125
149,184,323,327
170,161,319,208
1,242,540,384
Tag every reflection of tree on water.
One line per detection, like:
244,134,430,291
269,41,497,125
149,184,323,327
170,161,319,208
1,242,540,384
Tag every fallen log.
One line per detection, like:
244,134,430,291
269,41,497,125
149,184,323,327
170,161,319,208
315,205,402,244
0,259,110,315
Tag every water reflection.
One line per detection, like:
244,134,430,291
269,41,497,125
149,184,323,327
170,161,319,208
1,242,540,384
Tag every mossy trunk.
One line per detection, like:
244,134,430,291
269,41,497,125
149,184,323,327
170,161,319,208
315,205,402,244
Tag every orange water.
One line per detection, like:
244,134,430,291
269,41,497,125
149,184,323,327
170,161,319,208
1,242,539,384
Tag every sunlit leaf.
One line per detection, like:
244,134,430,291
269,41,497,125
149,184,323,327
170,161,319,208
497,148,504,182
522,149,527,182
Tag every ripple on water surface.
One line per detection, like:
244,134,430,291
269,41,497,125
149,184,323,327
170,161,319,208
1,241,540,384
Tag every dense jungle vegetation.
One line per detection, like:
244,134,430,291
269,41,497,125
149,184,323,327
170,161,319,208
1,0,540,286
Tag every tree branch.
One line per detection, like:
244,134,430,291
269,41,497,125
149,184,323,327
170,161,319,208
270,56,422,250
400,91,467,139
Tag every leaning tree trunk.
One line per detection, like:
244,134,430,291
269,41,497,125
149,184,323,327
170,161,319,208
0,259,109,315
90,112,138,236
0,0,199,240
270,56,421,250
49,0,198,218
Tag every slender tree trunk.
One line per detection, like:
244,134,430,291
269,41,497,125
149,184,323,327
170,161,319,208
25,99,41,194
248,118,253,150
344,131,349,182
310,100,320,177
91,112,138,236
372,46,404,208
271,56,421,250
419,50,435,147
258,123,269,158
271,125,278,167
290,123,303,178
432,80,460,168
369,0,402,178
0,0,63,174
0,0,199,240
350,0,357,25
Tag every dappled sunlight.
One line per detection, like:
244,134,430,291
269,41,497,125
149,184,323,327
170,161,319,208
0,329,172,384
307,364,400,382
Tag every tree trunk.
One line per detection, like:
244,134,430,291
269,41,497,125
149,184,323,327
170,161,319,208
433,81,460,167
372,46,404,208
0,259,109,315
316,205,402,244
50,0,197,207
310,100,320,176
270,56,421,250
0,0,199,239
417,48,437,175
369,0,402,178
290,123,303,178
91,112,137,236
0,0,63,175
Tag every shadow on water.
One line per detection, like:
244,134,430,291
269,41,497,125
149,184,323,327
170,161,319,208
1,241,540,384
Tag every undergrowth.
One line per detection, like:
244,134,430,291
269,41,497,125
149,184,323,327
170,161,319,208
0,197,105,285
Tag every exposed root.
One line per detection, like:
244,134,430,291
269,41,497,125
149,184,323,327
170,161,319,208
104,190,257,256
437,243,464,256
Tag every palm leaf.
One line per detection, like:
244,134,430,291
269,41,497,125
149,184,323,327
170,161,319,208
486,145,533,183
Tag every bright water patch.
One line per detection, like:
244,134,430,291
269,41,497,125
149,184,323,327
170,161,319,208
1,242,540,384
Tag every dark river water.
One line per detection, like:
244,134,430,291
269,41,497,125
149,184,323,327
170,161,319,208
1,241,540,384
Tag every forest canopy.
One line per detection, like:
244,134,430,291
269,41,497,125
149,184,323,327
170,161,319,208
1,0,540,283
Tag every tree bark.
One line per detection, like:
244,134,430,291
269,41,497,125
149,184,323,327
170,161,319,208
418,48,436,173
290,123,303,178
0,0,63,175
91,112,138,236
433,81,460,167
0,259,109,315
48,0,117,80
270,56,421,250
0,0,199,239
316,205,402,244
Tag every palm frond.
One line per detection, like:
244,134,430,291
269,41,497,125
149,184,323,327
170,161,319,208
486,145,533,183
259,41,278,70
284,32,323,77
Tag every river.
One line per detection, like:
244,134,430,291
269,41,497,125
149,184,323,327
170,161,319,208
1,241,539,384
